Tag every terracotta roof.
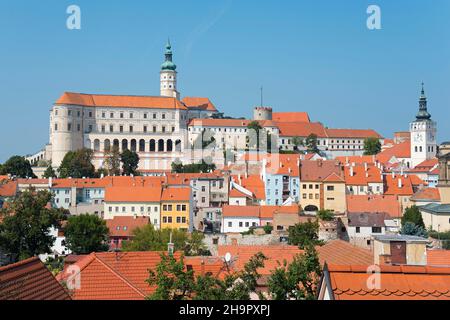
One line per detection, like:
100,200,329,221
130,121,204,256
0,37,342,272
260,205,299,219
184,256,230,279
276,122,327,138
347,212,389,227
299,160,344,182
411,158,439,172
188,118,278,128
57,251,182,300
344,164,383,185
229,188,251,198
411,187,441,202
336,155,377,165
272,112,311,123
0,180,17,197
347,195,401,219
182,97,217,112
222,205,260,218
106,216,150,237
317,240,373,265
56,92,187,110
218,240,373,276
376,141,411,163
384,174,415,196
161,186,191,202
265,154,300,176
326,128,382,139
427,250,450,267
105,186,162,203
0,257,71,300
233,175,266,200
325,264,450,300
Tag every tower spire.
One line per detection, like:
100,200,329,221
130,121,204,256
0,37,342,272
416,82,431,121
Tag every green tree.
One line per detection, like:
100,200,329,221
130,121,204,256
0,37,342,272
0,155,36,178
288,219,322,249
184,231,211,256
401,206,425,229
45,256,65,276
317,209,334,221
43,163,57,178
305,134,320,154
171,160,216,174
363,137,382,155
263,225,274,234
64,214,109,254
292,136,304,151
147,252,267,300
58,149,96,178
103,145,121,176
267,245,322,300
120,149,140,176
0,189,66,262
401,222,428,238
122,224,188,252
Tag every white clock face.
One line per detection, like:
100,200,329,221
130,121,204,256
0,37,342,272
414,133,423,143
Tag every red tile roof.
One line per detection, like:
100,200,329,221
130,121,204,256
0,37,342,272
222,205,299,219
232,175,266,200
0,257,71,300
344,164,383,185
317,240,374,265
384,174,415,196
229,188,251,198
276,122,327,138
188,118,278,128
411,187,441,202
325,264,450,300
106,216,150,237
182,97,217,112
272,112,311,123
105,186,162,203
265,154,300,176
0,180,17,197
57,251,182,300
427,250,450,267
56,92,187,110
299,160,345,182
376,141,411,164
336,155,377,165
346,195,401,219
326,129,382,139
161,186,191,202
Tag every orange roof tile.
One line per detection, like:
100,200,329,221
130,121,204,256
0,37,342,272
56,92,187,110
317,240,374,265
232,175,266,200
326,128,382,139
229,188,251,198
325,264,450,300
347,195,401,219
336,155,377,165
276,122,327,138
272,112,311,123
0,180,17,197
384,174,415,196
106,216,150,237
344,164,383,185
161,186,191,202
299,160,344,182
427,250,450,267
105,186,162,202
222,205,260,218
182,97,217,112
184,256,230,280
265,154,300,176
259,205,299,219
188,118,278,128
0,257,71,300
376,141,411,164
411,187,441,202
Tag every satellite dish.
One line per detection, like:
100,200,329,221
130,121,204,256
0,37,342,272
224,252,231,263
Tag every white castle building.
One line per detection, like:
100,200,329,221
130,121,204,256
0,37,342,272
41,41,219,171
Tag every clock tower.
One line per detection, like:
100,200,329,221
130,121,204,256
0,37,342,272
410,83,437,168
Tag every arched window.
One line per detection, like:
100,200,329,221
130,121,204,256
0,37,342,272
150,139,156,152
113,139,120,151
158,139,164,152
130,139,137,152
175,140,182,152
139,139,146,152
167,140,173,152
104,139,111,152
122,139,128,151
94,139,100,152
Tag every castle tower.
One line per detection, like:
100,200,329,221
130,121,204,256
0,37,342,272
410,83,437,168
253,106,273,121
160,39,180,100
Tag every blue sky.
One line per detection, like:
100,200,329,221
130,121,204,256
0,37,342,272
0,0,449,162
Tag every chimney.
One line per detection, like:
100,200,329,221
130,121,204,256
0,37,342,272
398,178,402,188
317,159,323,167
364,162,368,171
350,166,354,177
345,156,349,164
391,171,395,179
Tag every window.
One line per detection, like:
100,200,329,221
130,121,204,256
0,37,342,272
172,127,175,132
102,112,106,118
54,123,58,131
176,217,181,223
77,124,81,131
182,205,186,211
356,227,360,233
120,125,124,133
245,222,249,227
143,126,147,133
202,186,206,192
182,217,186,223
101,125,105,133
120,112,124,119
327,186,334,191
130,113,133,119
239,222,243,227
167,217,172,223
228,221,232,227
68,123,72,131
129,126,133,133
110,112,114,118
144,113,147,119
176,205,181,211
372,227,382,234
163,217,167,223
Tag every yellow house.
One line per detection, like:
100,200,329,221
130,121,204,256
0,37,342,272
161,186,192,231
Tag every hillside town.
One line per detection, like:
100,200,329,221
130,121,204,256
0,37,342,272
1,42,450,301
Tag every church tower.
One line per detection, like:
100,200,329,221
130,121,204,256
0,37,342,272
160,40,180,100
410,83,437,168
